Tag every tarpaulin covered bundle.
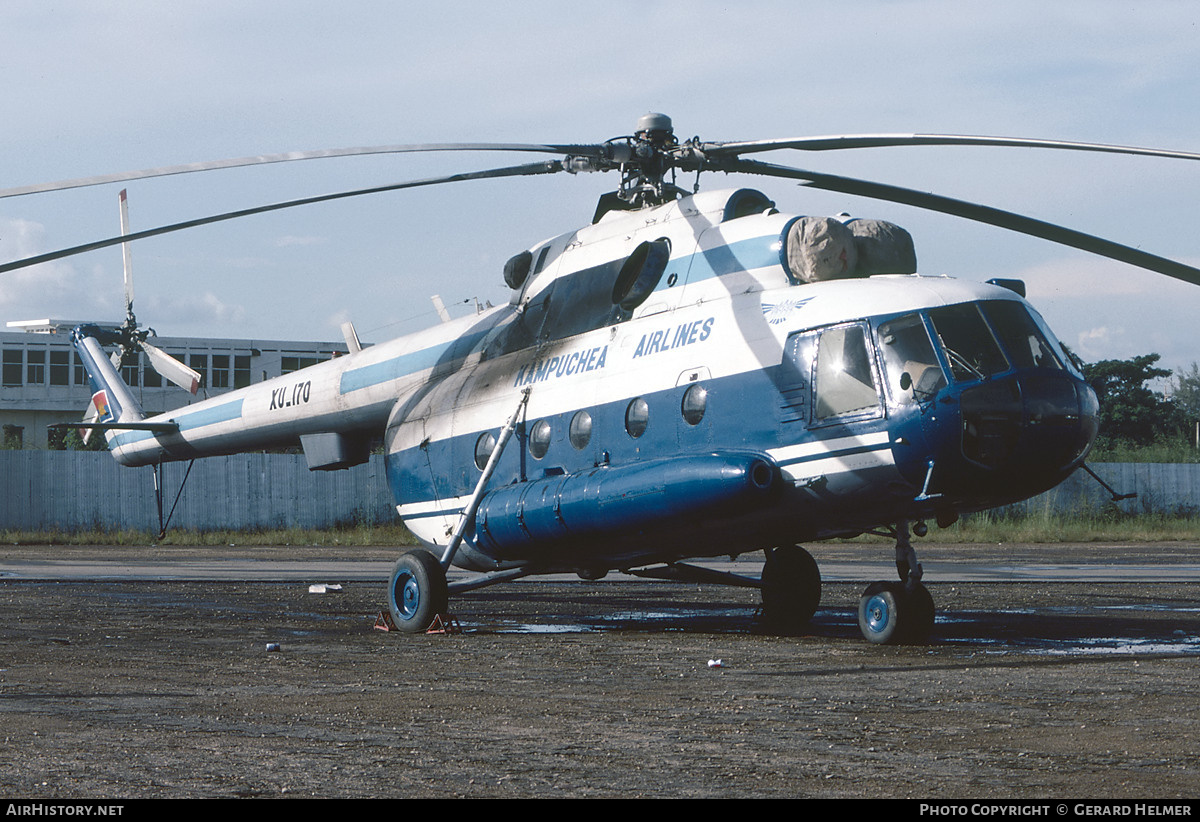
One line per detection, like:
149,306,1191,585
785,216,917,283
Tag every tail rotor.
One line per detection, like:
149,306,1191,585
112,188,201,394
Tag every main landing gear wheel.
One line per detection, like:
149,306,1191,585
857,581,935,645
387,550,449,633
760,546,821,633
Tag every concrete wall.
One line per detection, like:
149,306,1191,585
1,451,1197,532
1000,462,1200,518
0,451,394,532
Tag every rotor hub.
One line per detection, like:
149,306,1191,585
635,112,674,142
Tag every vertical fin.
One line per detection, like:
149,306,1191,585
71,325,146,450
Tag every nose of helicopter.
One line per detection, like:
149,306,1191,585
933,372,1099,505
960,373,1097,468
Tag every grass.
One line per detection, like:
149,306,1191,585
1088,436,1200,463
4,512,1197,547
1,522,419,547
909,509,1200,544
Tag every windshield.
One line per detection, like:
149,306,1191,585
979,300,1064,371
927,303,1009,381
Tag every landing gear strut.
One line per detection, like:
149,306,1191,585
760,545,821,632
857,522,935,644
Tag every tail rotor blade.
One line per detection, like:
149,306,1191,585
79,399,100,445
141,341,200,394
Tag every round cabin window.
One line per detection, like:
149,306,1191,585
529,419,552,459
625,397,649,439
569,410,593,450
681,383,708,425
474,431,497,471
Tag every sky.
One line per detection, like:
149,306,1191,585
2,0,1198,379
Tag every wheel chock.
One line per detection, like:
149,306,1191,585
425,613,461,634
374,611,398,631
373,611,460,634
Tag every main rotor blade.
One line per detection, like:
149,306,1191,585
0,160,565,275
702,134,1200,162
715,157,1200,286
0,142,593,200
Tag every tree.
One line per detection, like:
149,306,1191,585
1082,353,1185,447
1170,362,1200,424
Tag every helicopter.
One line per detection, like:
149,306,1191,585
3,112,1199,644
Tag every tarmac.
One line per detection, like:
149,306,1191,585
1,540,1198,799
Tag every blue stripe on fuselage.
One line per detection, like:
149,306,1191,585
339,329,491,394
110,398,245,448
682,235,783,287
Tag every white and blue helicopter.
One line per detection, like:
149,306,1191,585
4,113,1199,643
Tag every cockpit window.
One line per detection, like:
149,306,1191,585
813,324,882,420
877,313,947,404
927,303,1009,382
979,300,1064,371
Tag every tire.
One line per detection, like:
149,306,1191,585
761,546,821,632
857,581,936,645
857,581,905,645
904,582,936,644
387,551,448,633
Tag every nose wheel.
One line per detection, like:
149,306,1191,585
857,522,935,644
857,580,934,644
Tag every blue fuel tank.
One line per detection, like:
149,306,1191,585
473,451,780,557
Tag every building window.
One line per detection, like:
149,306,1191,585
120,355,139,387
281,355,320,374
3,349,24,387
234,355,251,388
26,349,45,385
50,350,70,386
73,352,88,385
211,354,230,389
190,354,208,388
143,356,162,388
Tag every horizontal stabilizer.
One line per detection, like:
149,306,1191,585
50,420,180,433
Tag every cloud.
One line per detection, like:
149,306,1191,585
1019,255,1200,300
141,291,246,331
0,218,121,321
274,235,327,248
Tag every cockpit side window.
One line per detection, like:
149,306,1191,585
927,303,1009,382
877,313,947,404
813,324,883,421
979,301,1064,371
